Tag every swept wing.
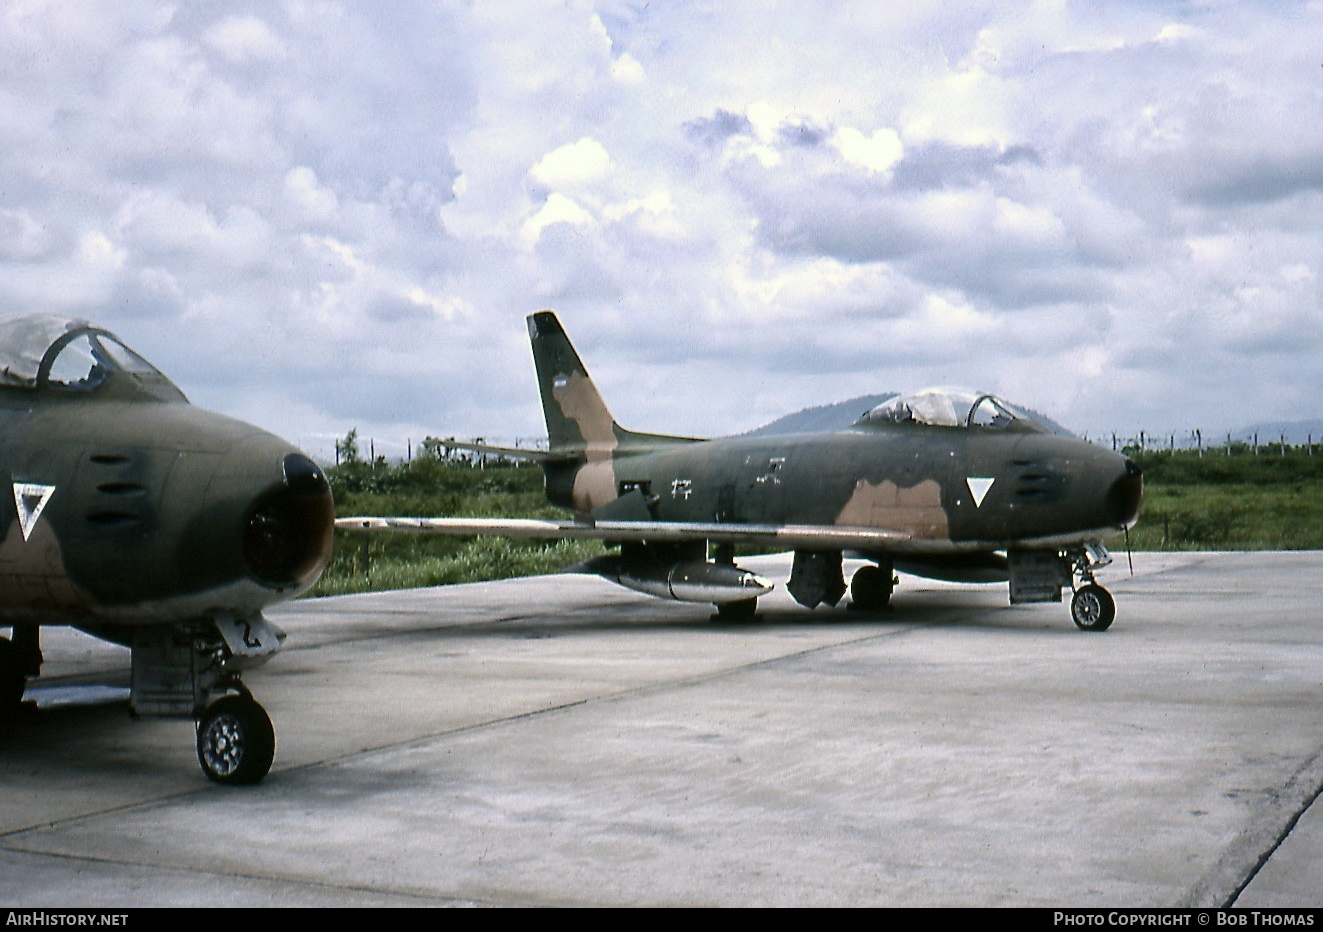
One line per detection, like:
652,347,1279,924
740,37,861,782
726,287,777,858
335,515,911,550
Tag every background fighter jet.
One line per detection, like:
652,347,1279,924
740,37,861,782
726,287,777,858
0,315,334,784
341,311,1143,628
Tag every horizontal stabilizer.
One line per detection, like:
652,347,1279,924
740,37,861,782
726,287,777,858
439,439,578,465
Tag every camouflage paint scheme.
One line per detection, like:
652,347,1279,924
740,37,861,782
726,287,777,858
342,311,1143,627
0,316,334,784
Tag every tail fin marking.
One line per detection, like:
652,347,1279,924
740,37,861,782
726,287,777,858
528,311,617,455
528,311,618,512
525,310,705,514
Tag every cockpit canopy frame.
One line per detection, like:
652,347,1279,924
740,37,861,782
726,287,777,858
0,314,186,402
856,387,1052,434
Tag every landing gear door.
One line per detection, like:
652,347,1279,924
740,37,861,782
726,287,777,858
215,615,286,670
1007,549,1070,604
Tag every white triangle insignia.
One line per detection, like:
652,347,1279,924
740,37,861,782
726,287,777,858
13,482,56,541
966,477,995,508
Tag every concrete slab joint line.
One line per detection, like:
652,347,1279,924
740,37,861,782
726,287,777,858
1181,747,1323,907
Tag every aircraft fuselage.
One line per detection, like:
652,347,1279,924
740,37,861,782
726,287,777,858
340,310,1143,632
0,394,333,627
549,426,1142,555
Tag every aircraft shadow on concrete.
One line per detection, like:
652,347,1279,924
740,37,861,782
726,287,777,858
341,586,1080,640
0,699,148,771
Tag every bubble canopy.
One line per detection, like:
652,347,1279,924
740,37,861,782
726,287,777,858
857,387,1053,433
0,314,184,400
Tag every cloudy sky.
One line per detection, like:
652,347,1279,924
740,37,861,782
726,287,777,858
2,1,1319,458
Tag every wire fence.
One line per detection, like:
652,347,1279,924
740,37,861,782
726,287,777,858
331,428,1319,467
1083,429,1317,457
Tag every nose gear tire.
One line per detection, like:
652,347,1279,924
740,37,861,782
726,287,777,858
196,695,276,784
1071,584,1115,632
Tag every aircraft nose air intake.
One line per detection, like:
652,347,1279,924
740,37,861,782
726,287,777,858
1106,458,1144,528
243,453,335,589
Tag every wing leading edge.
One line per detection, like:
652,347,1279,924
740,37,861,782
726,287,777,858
334,516,911,551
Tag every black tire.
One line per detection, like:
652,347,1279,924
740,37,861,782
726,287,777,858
850,565,893,612
714,597,758,622
1071,584,1115,632
0,637,25,716
196,695,276,785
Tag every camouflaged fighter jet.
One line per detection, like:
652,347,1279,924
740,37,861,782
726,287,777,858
0,315,334,784
340,311,1143,629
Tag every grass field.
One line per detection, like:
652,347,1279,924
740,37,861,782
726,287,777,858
310,457,607,598
312,446,1323,596
1122,447,1323,551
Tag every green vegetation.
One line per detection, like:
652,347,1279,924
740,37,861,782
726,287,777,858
311,438,1323,597
310,454,606,598
1119,445,1323,551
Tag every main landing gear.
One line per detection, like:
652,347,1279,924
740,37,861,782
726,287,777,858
0,625,41,722
849,562,896,612
713,598,759,621
709,543,763,621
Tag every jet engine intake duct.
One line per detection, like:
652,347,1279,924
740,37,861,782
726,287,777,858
1108,458,1144,527
243,454,335,590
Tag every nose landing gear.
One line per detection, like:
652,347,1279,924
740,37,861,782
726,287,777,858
131,615,285,783
1067,544,1116,632
1009,543,1118,631
1070,583,1116,632
197,690,276,785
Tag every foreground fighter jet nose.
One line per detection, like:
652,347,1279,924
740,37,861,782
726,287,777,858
1106,457,1144,528
243,453,335,589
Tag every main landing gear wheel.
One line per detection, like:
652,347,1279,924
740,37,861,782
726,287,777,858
1071,584,1116,632
849,565,893,612
196,695,276,785
713,597,758,622
0,637,25,717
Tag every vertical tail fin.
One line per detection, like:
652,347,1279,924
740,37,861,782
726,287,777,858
525,310,704,515
526,311,618,456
